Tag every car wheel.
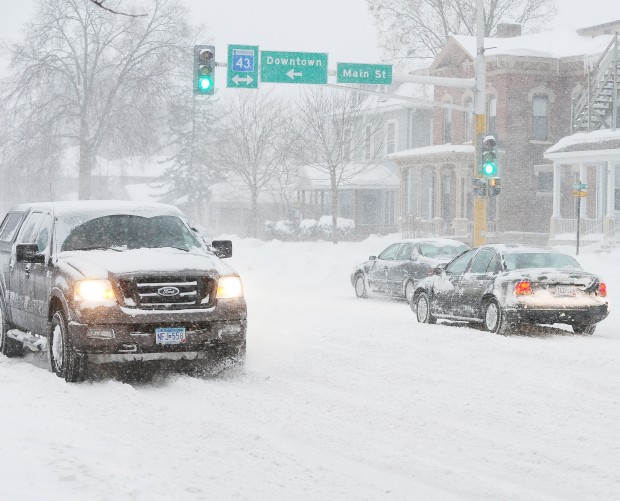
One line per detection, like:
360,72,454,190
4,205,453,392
484,298,510,335
49,310,87,383
415,292,436,324
354,274,367,299
0,295,23,358
404,280,415,302
572,323,596,335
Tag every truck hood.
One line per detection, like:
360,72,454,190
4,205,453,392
59,248,236,279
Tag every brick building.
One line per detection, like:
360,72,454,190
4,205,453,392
391,23,617,244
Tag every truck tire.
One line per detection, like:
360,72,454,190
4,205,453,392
0,296,23,358
49,310,87,382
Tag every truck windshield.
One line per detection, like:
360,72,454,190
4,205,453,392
58,214,203,252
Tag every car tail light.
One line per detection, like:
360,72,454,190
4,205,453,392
598,282,607,297
515,281,532,295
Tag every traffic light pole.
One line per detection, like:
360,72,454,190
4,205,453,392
473,0,487,247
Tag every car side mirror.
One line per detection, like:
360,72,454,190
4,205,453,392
16,243,45,264
433,264,446,275
369,256,377,261
211,240,232,259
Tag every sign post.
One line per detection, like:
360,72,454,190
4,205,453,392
572,182,588,255
227,45,259,88
260,51,328,84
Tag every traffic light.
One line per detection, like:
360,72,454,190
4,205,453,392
480,135,498,178
194,45,215,95
488,178,501,196
473,178,487,197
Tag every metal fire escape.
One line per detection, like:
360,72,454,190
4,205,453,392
572,33,619,132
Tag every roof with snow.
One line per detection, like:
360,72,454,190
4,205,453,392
451,30,613,60
296,162,399,191
389,144,474,160
544,129,620,163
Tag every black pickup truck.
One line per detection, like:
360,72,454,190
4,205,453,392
0,201,247,382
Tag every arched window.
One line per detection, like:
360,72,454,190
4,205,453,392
487,95,497,135
463,97,473,142
443,107,452,143
532,95,549,140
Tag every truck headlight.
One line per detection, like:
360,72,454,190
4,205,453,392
216,276,243,299
74,279,116,303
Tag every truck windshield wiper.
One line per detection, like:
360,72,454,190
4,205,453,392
72,245,124,252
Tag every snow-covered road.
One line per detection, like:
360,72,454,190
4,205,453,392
1,235,619,500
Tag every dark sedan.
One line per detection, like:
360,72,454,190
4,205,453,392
351,238,470,301
411,245,609,335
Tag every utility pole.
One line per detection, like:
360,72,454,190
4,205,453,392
473,0,487,246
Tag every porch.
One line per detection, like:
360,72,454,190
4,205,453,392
544,129,620,247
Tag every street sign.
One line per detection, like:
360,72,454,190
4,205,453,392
227,45,259,88
336,63,392,85
572,182,588,197
260,51,328,84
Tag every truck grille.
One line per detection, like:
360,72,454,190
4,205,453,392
117,276,216,310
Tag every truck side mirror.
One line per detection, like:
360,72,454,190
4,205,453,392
16,243,45,264
211,240,232,259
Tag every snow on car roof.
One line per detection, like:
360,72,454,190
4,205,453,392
402,238,468,246
482,244,566,254
10,200,184,217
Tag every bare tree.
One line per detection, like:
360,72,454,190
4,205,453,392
295,88,385,244
156,93,220,224
368,0,557,65
216,92,294,238
88,0,147,17
2,0,192,199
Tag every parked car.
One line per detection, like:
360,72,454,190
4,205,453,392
351,238,470,301
411,244,609,335
0,201,247,382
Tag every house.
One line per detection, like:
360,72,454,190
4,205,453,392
293,83,434,238
390,23,618,245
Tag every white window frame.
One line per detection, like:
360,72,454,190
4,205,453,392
385,119,398,155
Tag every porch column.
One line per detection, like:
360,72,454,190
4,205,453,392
579,163,588,218
552,162,561,217
606,161,614,217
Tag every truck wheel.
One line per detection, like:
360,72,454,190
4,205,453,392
49,310,86,383
0,296,23,358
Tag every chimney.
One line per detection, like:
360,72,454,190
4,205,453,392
496,23,522,38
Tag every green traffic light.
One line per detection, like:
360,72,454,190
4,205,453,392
482,161,497,177
198,75,213,91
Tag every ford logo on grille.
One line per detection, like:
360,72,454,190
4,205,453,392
158,286,180,297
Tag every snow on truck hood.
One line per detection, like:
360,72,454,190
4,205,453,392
60,247,236,279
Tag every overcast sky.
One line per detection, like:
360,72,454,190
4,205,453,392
2,1,619,59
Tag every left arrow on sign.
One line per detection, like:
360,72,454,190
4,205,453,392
286,69,302,80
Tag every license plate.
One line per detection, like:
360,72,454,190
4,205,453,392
155,327,187,345
555,285,576,296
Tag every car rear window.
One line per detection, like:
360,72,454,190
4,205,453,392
419,242,469,259
503,252,582,271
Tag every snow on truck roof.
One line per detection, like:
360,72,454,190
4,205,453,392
10,200,184,217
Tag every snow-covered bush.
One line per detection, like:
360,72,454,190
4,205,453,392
299,219,318,239
264,219,296,240
317,215,355,237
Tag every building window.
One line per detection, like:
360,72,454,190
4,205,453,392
342,126,352,162
443,107,452,143
385,120,398,155
532,95,549,140
488,95,497,135
364,125,372,161
463,97,473,142
537,172,553,193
